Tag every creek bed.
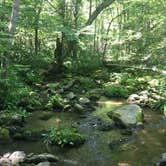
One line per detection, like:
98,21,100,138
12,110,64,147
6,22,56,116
0,98,166,166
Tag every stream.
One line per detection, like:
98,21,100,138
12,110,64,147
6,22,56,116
0,98,166,166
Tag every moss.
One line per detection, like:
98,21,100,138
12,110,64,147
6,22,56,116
0,127,10,140
136,112,143,123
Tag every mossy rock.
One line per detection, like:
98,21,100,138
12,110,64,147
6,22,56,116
107,104,143,128
0,127,10,141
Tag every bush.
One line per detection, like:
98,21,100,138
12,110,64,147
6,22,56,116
0,65,42,111
45,94,63,110
43,127,85,147
104,85,129,98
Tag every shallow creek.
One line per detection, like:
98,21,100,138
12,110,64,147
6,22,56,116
0,98,166,166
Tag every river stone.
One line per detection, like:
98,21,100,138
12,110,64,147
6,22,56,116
74,103,84,113
25,153,59,164
9,151,26,165
67,92,75,100
127,94,140,104
0,157,12,166
36,161,51,166
107,104,143,128
79,97,90,104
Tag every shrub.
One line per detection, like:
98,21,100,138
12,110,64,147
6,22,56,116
104,85,129,98
45,94,63,110
43,127,85,147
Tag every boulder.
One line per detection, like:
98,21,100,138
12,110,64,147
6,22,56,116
9,151,26,165
107,104,143,128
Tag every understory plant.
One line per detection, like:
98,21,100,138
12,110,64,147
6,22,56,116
43,127,85,147
104,84,130,98
45,94,64,110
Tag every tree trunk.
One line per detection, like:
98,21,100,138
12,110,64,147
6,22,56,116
8,0,20,37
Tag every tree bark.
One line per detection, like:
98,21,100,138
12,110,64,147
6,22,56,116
85,0,116,26
8,0,20,37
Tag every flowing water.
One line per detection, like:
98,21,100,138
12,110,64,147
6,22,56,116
0,98,166,166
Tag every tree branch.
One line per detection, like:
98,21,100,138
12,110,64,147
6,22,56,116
85,0,116,26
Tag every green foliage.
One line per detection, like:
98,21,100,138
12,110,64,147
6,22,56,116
0,65,42,111
104,85,129,98
43,127,85,147
0,127,10,141
71,51,103,73
45,94,63,110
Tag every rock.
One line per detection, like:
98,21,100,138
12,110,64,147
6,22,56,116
156,153,166,166
97,121,114,131
38,112,53,121
74,103,84,113
162,153,166,160
67,92,76,100
107,104,143,128
127,94,140,104
3,153,11,158
25,153,59,164
9,151,26,165
63,159,78,165
0,127,10,141
87,89,102,101
9,114,23,126
79,97,90,104
36,161,51,166
0,157,12,166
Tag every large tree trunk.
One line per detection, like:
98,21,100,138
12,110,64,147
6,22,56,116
8,0,20,37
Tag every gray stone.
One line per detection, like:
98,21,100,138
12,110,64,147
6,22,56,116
25,153,59,164
9,151,26,165
0,157,12,166
67,92,75,100
36,161,51,166
79,97,90,104
74,103,84,112
107,104,143,128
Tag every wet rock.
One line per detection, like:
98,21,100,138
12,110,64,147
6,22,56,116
79,97,90,104
25,153,59,164
121,129,133,135
97,121,114,131
107,104,143,128
38,112,53,121
109,138,126,150
9,151,26,165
